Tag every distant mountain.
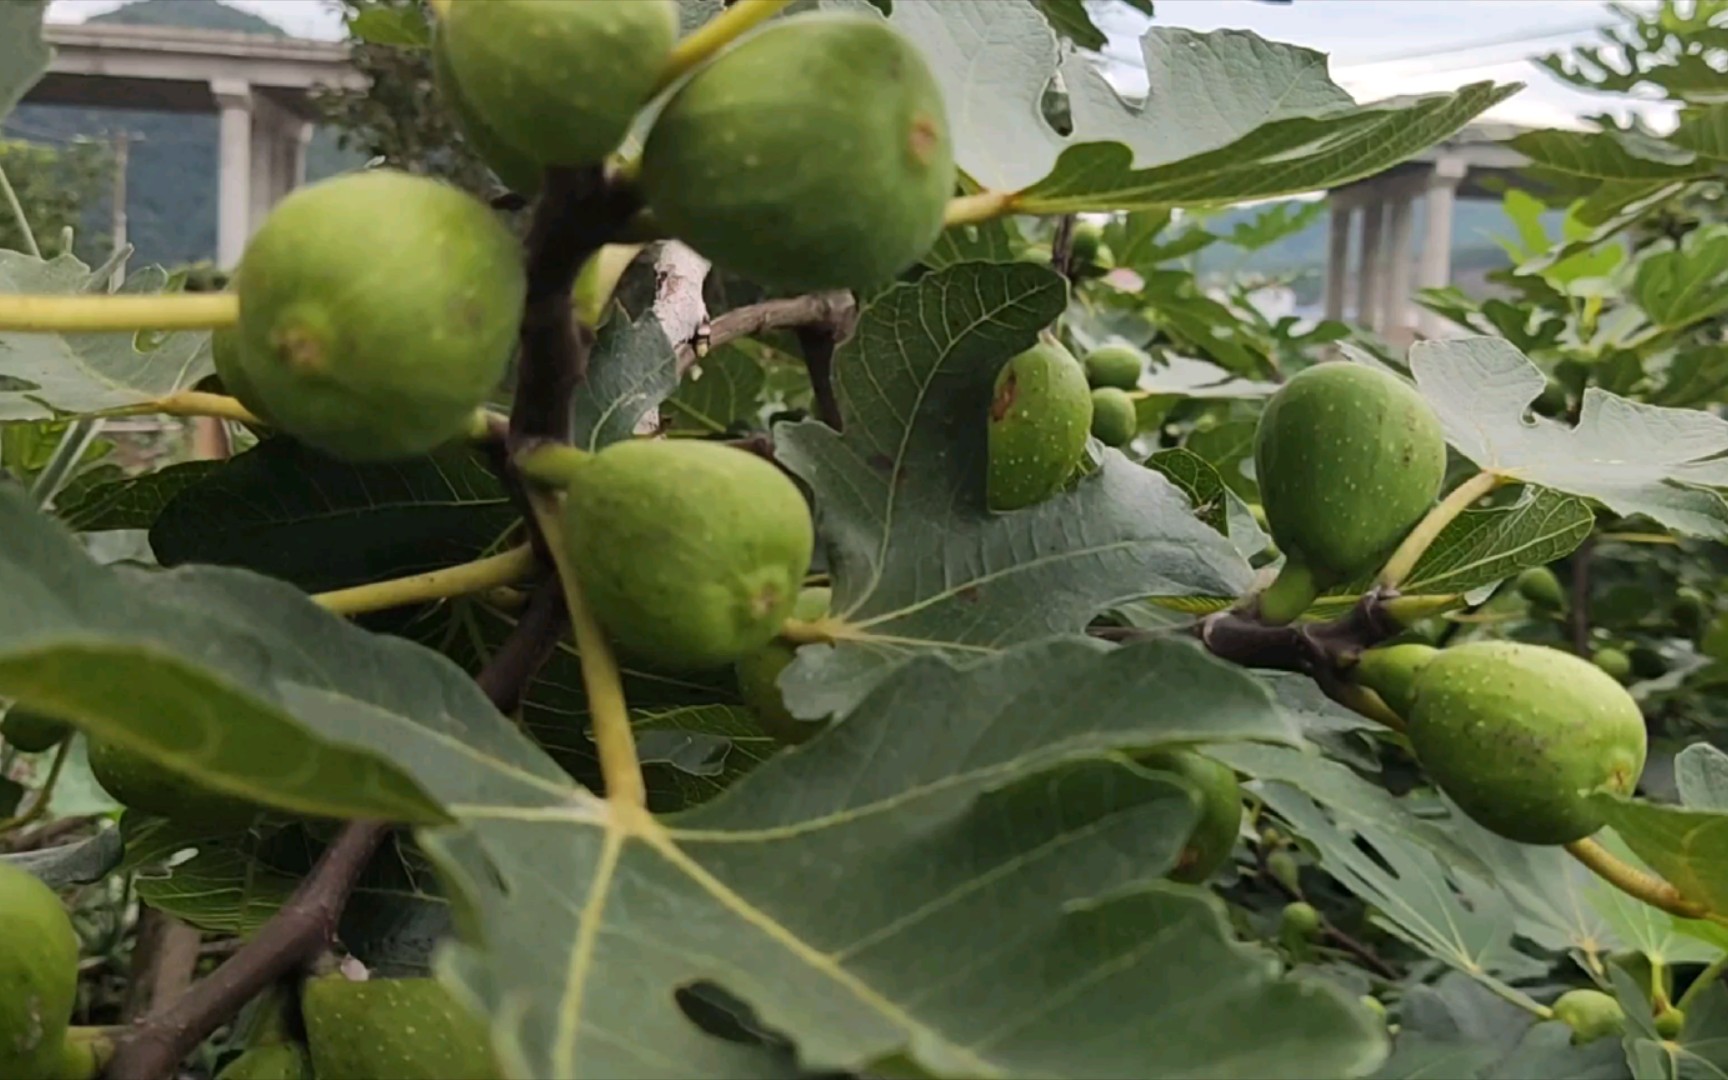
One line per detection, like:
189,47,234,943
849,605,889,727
4,0,363,268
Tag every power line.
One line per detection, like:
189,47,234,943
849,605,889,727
1331,19,1610,70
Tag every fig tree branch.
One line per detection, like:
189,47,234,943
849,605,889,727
1570,535,1595,655
673,290,856,371
794,323,845,431
1050,214,1077,281
311,545,537,617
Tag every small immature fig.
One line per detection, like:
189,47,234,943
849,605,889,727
1082,344,1145,391
1252,362,1447,624
87,737,258,827
1139,748,1242,883
640,12,955,290
1068,220,1103,266
735,587,832,746
1280,901,1322,939
1655,1003,1686,1040
301,975,500,1080
1089,387,1138,448
0,861,79,1080
1552,989,1624,1044
1349,642,1438,719
233,169,525,462
1,707,70,754
1592,646,1633,683
564,439,814,672
987,338,1093,512
1515,566,1565,609
217,1042,314,1080
1266,849,1301,895
1407,641,1647,845
1675,587,1708,637
440,0,677,172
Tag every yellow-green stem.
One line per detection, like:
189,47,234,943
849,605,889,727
654,0,794,95
313,546,537,617
1377,470,1504,589
0,292,238,333
1330,683,1407,734
516,444,593,490
779,615,844,646
97,390,262,427
0,162,42,259
531,491,645,807
0,738,71,834
944,190,1018,228
573,244,646,329
1565,837,1714,922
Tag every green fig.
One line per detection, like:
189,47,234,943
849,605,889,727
1252,362,1447,624
1515,566,1565,609
1592,646,1633,683
1068,220,1102,266
640,12,955,290
217,1042,314,1080
301,975,500,1080
232,169,525,462
1280,900,1322,938
1675,587,1708,637
735,587,832,746
1265,849,1301,895
1,707,70,754
1089,387,1138,448
1552,989,1624,1044
86,737,258,827
564,439,814,672
0,862,79,1080
1139,748,1242,883
1081,344,1145,391
986,338,1093,512
1407,641,1646,845
430,25,544,197
1655,1003,1686,1040
1349,642,1439,719
1360,996,1387,1025
440,0,676,172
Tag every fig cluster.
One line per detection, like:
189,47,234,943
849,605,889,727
1352,640,1647,845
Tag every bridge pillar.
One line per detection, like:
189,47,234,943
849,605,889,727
211,78,252,269
248,94,311,237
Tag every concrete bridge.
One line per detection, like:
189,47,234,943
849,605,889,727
24,22,363,268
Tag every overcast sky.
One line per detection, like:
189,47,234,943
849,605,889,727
45,0,1676,130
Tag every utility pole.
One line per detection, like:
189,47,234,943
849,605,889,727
109,129,128,290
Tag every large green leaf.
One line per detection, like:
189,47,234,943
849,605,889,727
891,0,1512,209
661,345,767,436
53,459,224,532
1592,796,1728,915
572,306,679,451
774,261,1250,718
0,254,213,420
150,439,518,593
1633,223,1728,333
1408,337,1728,540
0,1,49,123
301,632,1385,1079
1386,485,1595,599
1375,973,1629,1080
0,481,502,824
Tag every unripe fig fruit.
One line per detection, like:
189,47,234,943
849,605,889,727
1280,900,1322,938
1069,221,1103,266
217,1042,314,1080
87,737,258,827
564,439,814,672
1515,566,1565,609
987,338,1093,512
1089,387,1137,448
1552,989,1624,1044
640,12,955,291
1360,995,1387,1025
1266,849,1301,895
1139,748,1242,883
1655,1003,1686,1039
211,323,274,427
1630,645,1668,680
1675,587,1708,637
735,587,832,746
1252,362,1447,624
233,169,525,462
1592,646,1633,683
1081,344,1145,391
1407,641,1647,845
1349,642,1438,719
301,975,500,1080
0,862,78,1080
430,26,543,198
1,707,70,754
440,0,676,171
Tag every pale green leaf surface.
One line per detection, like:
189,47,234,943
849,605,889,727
1375,973,1629,1080
1633,224,1728,332
1410,337,1728,540
1593,796,1728,916
775,262,1251,719
0,254,213,420
1676,744,1728,811
1143,355,1278,399
1144,448,1227,533
0,1,50,122
1393,485,1596,599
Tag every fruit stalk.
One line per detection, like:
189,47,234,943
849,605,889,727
312,545,537,617
100,390,264,427
653,0,797,96
944,190,1017,228
515,444,593,490
0,291,238,332
1377,470,1503,589
1564,837,1713,922
531,492,646,807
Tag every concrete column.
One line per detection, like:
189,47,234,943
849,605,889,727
291,121,312,188
247,96,307,234
1417,157,1467,338
1383,193,1415,342
1354,196,1385,330
1324,196,1351,322
212,78,253,269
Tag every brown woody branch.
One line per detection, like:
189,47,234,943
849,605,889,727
1050,213,1078,281
672,290,856,374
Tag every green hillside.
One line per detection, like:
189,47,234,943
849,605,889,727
4,0,363,269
